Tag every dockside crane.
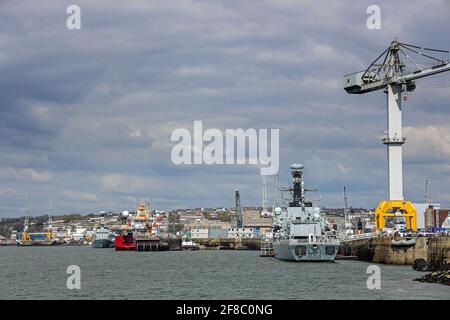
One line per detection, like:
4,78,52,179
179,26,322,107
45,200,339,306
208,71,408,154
343,40,450,231
235,189,243,228
261,175,273,217
424,179,429,204
272,174,279,210
46,197,54,241
22,196,31,242
343,186,353,236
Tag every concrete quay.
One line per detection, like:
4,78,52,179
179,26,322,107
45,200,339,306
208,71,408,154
341,236,450,267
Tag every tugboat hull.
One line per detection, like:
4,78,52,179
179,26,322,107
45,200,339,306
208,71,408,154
114,234,136,251
115,244,136,251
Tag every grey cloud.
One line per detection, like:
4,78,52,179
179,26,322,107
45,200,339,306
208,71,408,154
1,0,450,216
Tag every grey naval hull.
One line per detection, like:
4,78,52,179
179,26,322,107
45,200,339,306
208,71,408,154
274,240,339,262
92,239,114,248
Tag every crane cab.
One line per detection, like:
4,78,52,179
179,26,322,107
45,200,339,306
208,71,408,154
343,71,364,94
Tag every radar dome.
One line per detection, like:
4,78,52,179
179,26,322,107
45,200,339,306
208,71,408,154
274,207,282,215
122,210,129,217
290,163,304,170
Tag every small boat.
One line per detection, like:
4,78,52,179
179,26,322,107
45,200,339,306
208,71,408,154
114,232,136,251
181,240,199,251
260,237,275,257
391,238,416,246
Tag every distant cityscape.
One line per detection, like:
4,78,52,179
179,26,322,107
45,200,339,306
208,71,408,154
0,205,374,244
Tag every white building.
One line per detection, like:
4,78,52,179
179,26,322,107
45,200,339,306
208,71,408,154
228,227,255,239
70,226,87,241
191,228,209,239
413,203,440,230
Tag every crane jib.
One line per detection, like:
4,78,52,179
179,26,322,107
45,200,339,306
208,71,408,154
343,40,450,94
343,62,450,94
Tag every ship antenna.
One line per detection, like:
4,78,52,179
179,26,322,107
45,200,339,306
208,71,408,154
272,173,279,210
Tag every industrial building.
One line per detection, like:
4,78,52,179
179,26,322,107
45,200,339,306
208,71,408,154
208,227,229,239
228,228,255,239
190,228,209,239
242,209,272,237
425,207,450,229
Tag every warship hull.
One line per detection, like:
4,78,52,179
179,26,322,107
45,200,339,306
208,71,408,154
274,240,339,262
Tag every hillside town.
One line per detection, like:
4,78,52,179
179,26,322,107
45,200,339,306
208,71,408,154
0,204,377,245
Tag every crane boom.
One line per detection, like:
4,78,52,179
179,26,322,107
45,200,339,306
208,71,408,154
403,62,450,82
344,62,450,94
344,41,450,94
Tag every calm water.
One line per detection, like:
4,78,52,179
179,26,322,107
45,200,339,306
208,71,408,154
0,246,449,300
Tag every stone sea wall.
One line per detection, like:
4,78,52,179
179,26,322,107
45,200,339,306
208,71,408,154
344,236,450,266
428,237,450,267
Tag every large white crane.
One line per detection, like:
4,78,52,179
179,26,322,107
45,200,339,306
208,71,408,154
343,186,353,236
235,189,243,228
344,40,450,231
261,175,273,217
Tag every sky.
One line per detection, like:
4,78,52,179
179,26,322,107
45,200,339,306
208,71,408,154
1,0,450,217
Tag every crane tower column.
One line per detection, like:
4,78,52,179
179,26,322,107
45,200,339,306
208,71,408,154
235,189,243,228
384,84,405,200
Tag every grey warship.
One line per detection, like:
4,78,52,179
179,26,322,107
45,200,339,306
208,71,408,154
272,164,339,262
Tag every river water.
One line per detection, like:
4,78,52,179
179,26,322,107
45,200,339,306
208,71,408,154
0,246,448,300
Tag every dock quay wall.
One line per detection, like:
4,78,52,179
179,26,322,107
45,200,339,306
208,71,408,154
428,237,450,268
343,237,450,267
135,238,181,251
194,238,261,250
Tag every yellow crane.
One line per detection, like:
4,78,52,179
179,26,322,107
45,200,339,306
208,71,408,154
22,216,31,242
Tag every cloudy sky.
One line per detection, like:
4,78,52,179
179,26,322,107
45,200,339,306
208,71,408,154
1,0,450,217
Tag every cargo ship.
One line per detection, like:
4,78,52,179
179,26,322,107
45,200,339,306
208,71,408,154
114,200,181,251
114,201,151,251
